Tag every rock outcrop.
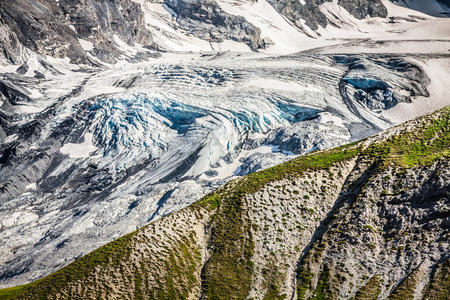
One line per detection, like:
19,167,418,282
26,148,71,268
266,0,388,32
338,0,388,19
0,0,153,64
164,0,263,50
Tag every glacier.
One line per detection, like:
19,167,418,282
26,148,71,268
87,92,322,173
0,50,448,287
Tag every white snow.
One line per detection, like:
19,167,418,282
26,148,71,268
0,211,39,228
245,78,322,93
60,132,99,159
15,104,45,114
26,183,37,190
383,57,450,123
210,39,252,52
112,35,138,57
317,111,348,128
4,134,18,143
78,39,94,52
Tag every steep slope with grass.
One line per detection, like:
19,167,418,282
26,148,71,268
0,106,448,299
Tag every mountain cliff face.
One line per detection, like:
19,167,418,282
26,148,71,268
266,0,387,31
1,0,449,64
164,0,264,50
0,0,153,64
1,106,447,299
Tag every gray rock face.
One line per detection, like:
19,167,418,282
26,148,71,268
0,0,153,64
0,0,398,64
266,0,388,32
164,0,263,50
267,0,331,31
0,21,26,65
57,0,153,63
0,0,85,64
338,0,388,19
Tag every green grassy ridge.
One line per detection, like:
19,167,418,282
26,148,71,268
353,275,382,300
423,259,450,300
0,229,137,299
0,286,26,299
293,107,449,298
197,145,361,299
362,107,449,168
145,234,202,299
1,107,448,299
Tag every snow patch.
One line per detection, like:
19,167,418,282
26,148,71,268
26,183,37,190
245,78,322,93
78,39,94,52
317,111,348,128
4,134,18,143
383,58,450,123
60,132,99,159
1,211,39,228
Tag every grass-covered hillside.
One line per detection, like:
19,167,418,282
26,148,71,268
1,106,449,300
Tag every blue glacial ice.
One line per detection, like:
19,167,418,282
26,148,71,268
88,93,323,174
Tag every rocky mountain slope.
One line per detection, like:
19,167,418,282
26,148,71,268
0,106,448,299
1,0,450,64
0,0,154,65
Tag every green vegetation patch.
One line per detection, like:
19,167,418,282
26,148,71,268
388,268,420,300
262,262,287,300
0,230,137,299
147,234,202,299
423,259,450,300
200,186,255,299
311,265,333,300
297,261,314,300
353,275,382,300
0,286,28,299
363,107,449,168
